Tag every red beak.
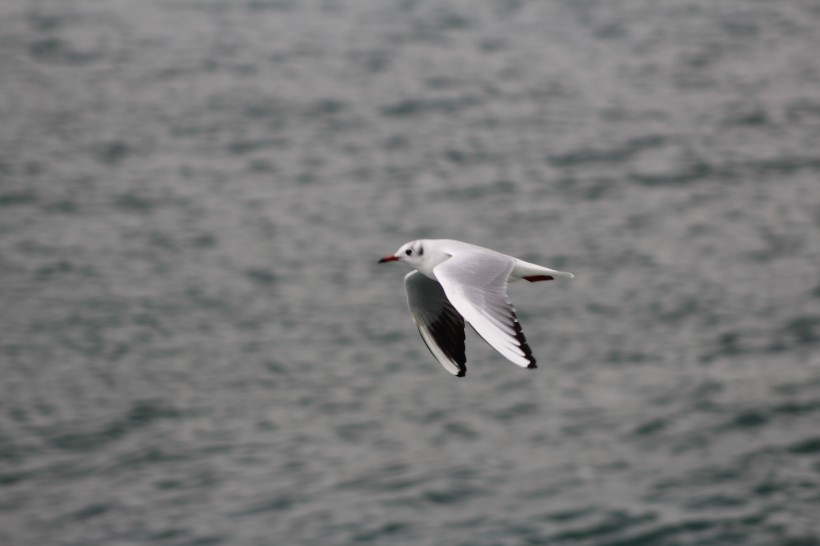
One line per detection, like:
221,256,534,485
378,255,399,263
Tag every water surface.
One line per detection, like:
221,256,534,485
1,1,820,544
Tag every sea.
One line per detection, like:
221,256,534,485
1,0,820,544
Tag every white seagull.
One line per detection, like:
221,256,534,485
379,239,573,377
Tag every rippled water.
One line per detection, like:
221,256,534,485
2,0,820,544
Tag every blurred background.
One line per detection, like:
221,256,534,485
1,0,819,544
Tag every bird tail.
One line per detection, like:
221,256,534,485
512,259,574,281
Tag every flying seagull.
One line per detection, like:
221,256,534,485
379,239,573,377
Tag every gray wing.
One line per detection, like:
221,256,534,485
433,250,537,369
404,270,467,377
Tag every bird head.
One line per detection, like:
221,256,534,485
378,240,425,267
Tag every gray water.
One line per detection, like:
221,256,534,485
2,0,820,544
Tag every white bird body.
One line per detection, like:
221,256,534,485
405,239,571,282
379,239,573,377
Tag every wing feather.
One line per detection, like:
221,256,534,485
433,251,537,369
404,271,467,377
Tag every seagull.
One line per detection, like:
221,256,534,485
379,239,573,377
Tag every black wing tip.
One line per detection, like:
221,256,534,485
456,369,466,377
510,314,537,369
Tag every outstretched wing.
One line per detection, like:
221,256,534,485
433,251,536,369
404,270,467,377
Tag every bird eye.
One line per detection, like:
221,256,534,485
405,248,412,255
